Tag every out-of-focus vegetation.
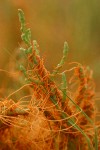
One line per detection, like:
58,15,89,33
0,0,100,91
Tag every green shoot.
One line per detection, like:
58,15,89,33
61,72,67,102
52,41,69,76
18,9,31,46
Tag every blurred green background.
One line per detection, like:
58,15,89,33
0,0,100,92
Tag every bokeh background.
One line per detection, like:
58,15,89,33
0,0,100,94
